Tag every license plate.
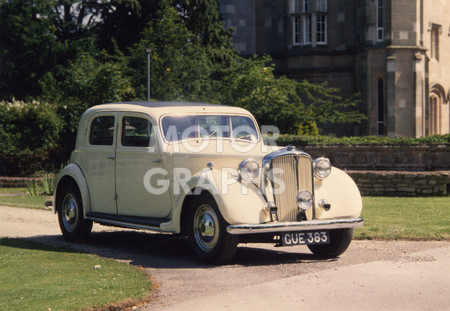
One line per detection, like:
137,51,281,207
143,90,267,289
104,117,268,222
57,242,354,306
281,231,330,246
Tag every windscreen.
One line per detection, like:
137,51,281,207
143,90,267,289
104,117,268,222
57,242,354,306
161,115,258,142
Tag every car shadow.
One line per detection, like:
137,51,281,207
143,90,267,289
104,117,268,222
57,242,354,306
15,230,337,269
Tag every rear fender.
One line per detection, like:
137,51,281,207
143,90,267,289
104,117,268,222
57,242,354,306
53,163,91,216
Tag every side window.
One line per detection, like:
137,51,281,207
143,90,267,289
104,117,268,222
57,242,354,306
122,116,152,147
90,116,115,146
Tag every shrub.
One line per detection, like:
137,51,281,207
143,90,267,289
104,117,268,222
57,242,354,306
276,134,450,147
0,99,62,176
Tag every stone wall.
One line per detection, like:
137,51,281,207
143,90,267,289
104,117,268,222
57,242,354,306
301,144,449,171
347,170,450,196
0,177,39,188
301,144,449,196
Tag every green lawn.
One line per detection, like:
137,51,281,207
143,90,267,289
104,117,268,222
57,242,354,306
0,187,49,209
0,189,448,310
355,197,450,240
0,187,27,194
0,238,152,311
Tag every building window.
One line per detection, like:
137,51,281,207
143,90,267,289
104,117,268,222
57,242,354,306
303,0,310,12
430,25,440,61
316,14,327,44
429,95,439,135
428,87,444,135
304,15,312,44
294,16,302,44
377,79,385,136
377,0,384,41
291,0,327,46
317,0,327,12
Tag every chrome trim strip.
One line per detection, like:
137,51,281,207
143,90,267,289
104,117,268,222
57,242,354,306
226,218,363,235
262,147,311,170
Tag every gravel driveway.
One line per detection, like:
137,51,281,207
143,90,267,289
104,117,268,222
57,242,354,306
1,205,449,310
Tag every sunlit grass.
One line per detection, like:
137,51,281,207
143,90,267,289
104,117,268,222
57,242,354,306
0,187,49,209
355,197,450,240
0,238,152,311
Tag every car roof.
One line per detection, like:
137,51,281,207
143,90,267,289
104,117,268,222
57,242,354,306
102,101,224,108
84,101,253,118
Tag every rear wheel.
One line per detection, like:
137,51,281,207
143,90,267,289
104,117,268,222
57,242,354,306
188,195,238,264
57,183,93,242
307,228,353,257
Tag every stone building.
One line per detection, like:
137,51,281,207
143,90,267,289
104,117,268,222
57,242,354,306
218,0,450,137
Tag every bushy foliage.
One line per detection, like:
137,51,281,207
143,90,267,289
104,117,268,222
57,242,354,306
0,0,384,175
127,4,215,102
277,134,450,147
0,100,62,176
220,56,365,134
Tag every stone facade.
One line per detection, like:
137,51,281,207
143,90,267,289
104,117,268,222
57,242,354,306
218,0,450,138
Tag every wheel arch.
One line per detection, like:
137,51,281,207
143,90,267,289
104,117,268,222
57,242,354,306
179,187,214,236
54,163,91,216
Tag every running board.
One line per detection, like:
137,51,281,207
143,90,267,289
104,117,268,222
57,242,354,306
86,212,170,232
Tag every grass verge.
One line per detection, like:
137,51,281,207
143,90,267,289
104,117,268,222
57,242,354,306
355,197,450,240
0,187,49,209
0,187,28,194
0,238,153,311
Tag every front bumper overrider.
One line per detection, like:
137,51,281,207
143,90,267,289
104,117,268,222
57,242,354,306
226,217,363,235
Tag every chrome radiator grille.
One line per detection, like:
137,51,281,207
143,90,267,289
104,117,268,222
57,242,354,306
270,155,313,221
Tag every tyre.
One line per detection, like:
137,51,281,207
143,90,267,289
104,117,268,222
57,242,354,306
307,228,353,258
188,195,238,264
57,183,93,242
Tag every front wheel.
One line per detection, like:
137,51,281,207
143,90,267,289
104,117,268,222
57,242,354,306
188,195,238,264
307,228,353,258
57,183,93,242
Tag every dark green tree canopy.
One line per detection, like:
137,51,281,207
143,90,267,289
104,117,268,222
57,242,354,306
0,0,367,175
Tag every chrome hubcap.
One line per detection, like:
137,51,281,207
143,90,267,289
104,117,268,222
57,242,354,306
62,194,79,232
193,204,219,252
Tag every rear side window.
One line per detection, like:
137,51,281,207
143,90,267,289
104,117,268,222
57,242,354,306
89,116,115,145
122,116,152,147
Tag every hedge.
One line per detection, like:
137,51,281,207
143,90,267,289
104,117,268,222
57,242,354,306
274,134,450,147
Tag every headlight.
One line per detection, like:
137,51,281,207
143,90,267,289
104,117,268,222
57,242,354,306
297,191,313,211
313,157,331,179
238,159,260,182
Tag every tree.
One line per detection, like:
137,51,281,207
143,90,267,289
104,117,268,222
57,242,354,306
40,51,134,161
0,0,141,100
127,3,215,101
0,0,63,99
221,56,365,134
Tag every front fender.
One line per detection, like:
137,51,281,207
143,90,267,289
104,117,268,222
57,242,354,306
312,167,362,220
205,168,268,225
165,168,268,231
53,163,91,216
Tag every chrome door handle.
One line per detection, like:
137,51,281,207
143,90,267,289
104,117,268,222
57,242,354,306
106,155,116,160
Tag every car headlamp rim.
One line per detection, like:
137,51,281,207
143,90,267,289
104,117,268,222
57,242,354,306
313,157,331,179
238,159,260,182
296,190,313,211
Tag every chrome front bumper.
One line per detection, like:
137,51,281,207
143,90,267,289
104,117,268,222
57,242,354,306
227,218,363,235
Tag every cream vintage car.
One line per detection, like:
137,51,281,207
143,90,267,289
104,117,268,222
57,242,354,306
53,101,363,263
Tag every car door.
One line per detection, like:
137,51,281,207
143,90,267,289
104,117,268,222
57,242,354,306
115,112,172,218
82,112,118,215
